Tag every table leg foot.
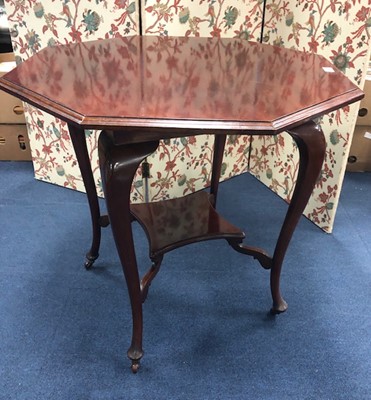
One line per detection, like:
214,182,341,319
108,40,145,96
84,253,98,270
99,215,110,227
270,298,288,315
131,361,140,374
127,345,143,373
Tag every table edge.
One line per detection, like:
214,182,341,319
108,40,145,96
0,77,364,135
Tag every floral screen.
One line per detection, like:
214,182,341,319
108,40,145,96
3,0,371,232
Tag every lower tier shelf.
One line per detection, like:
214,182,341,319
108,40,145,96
130,191,245,258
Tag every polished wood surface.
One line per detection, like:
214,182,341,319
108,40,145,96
130,190,245,258
0,36,363,132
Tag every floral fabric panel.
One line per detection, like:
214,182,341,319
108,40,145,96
4,0,142,200
250,0,371,232
141,0,264,201
4,0,369,231
142,0,263,39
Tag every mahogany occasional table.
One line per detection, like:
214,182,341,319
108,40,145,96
0,36,363,372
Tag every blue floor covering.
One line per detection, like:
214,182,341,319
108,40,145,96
0,161,370,400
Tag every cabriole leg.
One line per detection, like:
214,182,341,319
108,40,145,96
209,134,227,207
270,121,326,314
98,130,159,372
68,124,102,269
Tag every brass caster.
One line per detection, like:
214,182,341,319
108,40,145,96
131,360,140,374
84,259,94,270
84,253,98,270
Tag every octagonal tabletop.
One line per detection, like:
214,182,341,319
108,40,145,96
0,35,364,133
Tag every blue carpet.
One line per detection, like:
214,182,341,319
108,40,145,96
0,161,370,400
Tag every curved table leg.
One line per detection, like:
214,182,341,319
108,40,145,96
98,131,159,373
68,124,102,269
209,134,227,207
270,121,326,314
140,255,164,303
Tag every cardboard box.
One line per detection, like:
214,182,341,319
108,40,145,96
0,52,14,63
356,60,371,126
0,52,26,123
0,52,30,160
356,79,371,125
0,124,32,160
347,125,371,172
